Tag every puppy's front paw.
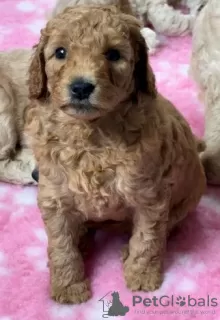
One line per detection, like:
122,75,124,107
51,280,91,304
123,259,162,292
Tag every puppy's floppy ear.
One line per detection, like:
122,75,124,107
134,32,157,98
121,14,157,98
29,30,48,100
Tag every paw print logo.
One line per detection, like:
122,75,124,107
176,296,186,307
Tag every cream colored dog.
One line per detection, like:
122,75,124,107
51,0,194,54
0,49,36,184
190,0,220,184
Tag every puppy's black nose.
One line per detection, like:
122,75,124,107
32,168,39,183
70,79,95,100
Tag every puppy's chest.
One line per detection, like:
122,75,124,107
64,146,128,191
57,143,136,219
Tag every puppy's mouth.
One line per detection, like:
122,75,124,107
60,100,101,120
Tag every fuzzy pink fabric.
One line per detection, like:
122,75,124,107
0,1,220,320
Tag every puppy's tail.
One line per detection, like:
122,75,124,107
195,136,206,153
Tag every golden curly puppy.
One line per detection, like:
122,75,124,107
26,5,206,304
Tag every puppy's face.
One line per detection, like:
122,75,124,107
29,6,156,120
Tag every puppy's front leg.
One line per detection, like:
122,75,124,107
39,192,91,304
123,210,168,292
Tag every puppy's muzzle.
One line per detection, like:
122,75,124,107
70,78,95,101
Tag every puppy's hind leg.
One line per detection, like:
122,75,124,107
0,148,36,185
0,82,17,160
168,164,206,233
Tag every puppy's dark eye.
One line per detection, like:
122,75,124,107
105,49,121,62
55,47,67,59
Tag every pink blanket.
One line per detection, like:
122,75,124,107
1,1,220,319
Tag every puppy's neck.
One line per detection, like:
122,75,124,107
41,94,153,147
